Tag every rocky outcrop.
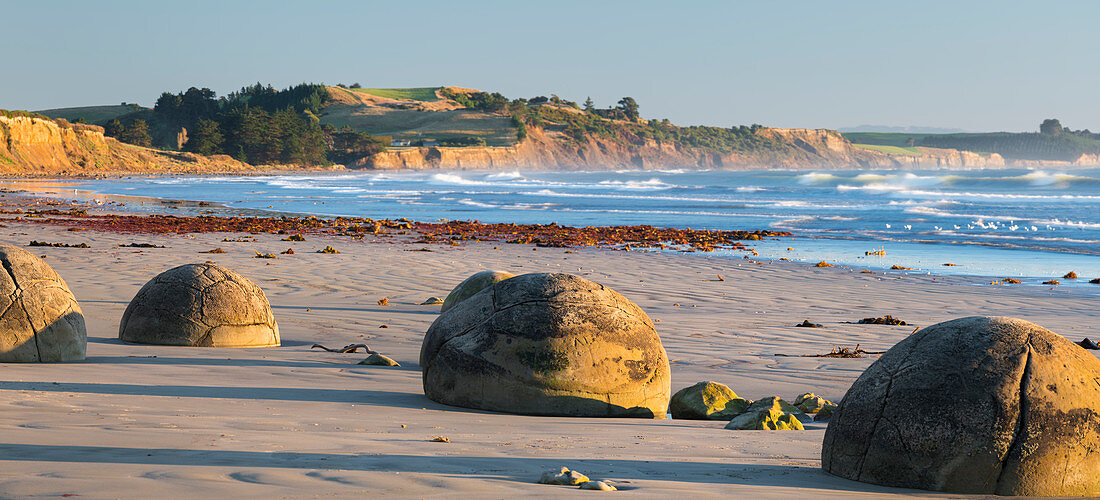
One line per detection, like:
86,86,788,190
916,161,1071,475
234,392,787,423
0,115,257,175
854,146,1007,168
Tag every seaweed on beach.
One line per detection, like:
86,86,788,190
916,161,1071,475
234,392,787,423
118,242,166,248
29,240,88,248
775,344,887,358
8,208,790,254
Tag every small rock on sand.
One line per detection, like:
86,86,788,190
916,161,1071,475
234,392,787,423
420,297,445,305
579,481,617,491
538,467,589,486
358,353,400,366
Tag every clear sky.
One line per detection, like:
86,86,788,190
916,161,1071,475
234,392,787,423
3,1,1098,132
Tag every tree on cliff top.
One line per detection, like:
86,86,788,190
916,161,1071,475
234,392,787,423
617,97,639,122
118,119,152,147
1040,118,1063,136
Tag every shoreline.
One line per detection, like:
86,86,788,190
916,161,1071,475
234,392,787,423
4,173,1099,287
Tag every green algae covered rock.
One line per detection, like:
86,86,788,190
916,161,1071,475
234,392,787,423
814,403,838,422
794,392,834,413
669,381,750,420
725,396,805,430
440,270,516,313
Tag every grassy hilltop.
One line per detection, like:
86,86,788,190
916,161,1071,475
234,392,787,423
33,83,792,167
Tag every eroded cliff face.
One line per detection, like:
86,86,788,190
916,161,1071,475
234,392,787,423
363,126,1009,170
0,116,255,175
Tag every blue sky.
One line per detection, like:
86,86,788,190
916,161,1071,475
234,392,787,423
3,1,1098,132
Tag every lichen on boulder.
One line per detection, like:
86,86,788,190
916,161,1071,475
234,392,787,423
0,244,86,362
669,381,750,420
793,392,834,413
421,273,670,418
725,397,806,430
822,316,1100,496
119,263,279,347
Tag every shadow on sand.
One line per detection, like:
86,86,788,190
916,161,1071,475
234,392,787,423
0,443,917,493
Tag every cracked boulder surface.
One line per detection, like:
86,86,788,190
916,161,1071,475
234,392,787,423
0,244,86,362
822,316,1100,496
420,273,670,418
439,270,516,313
119,263,279,347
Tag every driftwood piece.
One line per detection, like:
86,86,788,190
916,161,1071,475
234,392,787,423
311,343,374,353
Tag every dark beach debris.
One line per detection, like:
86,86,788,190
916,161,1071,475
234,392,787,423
430,436,450,443
795,320,823,328
8,209,788,254
118,242,166,248
282,234,306,241
1078,338,1100,350
311,343,373,354
1003,278,1022,284
317,246,340,254
890,265,913,270
280,248,294,254
942,263,959,266
201,248,227,254
253,251,276,259
1042,279,1060,285
29,240,88,248
860,270,875,274
775,344,887,358
222,236,256,242
377,298,389,306
852,315,909,326
1091,278,1100,284
1063,271,1078,279
813,261,833,268
865,249,887,256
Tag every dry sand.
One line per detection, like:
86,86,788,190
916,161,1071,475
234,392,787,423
0,218,1096,498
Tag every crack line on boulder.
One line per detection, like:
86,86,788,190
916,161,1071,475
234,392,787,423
995,336,1033,492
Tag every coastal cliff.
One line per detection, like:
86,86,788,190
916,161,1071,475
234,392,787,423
0,115,256,176
363,126,1010,170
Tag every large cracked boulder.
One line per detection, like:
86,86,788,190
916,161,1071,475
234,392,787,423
0,245,86,362
421,273,670,417
822,316,1100,496
440,270,515,313
119,263,279,347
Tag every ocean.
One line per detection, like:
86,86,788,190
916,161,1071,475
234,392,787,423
49,168,1100,283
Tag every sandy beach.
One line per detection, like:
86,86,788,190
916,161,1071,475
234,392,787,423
0,205,1096,498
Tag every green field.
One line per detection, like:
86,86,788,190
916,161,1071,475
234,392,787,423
36,104,145,123
842,132,932,147
349,87,442,102
852,144,922,155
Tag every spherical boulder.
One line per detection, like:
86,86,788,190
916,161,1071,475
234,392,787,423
439,270,515,313
0,245,86,362
669,381,750,420
119,263,279,347
421,272,670,417
822,316,1100,496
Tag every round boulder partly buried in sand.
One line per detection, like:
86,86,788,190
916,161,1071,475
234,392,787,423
119,263,279,347
0,245,86,362
822,316,1100,496
439,270,515,313
421,272,670,418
